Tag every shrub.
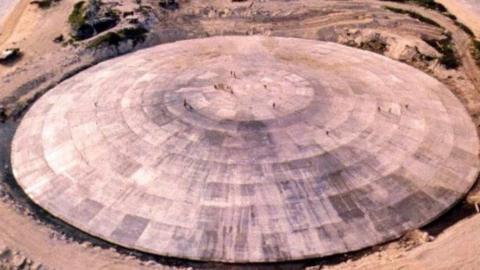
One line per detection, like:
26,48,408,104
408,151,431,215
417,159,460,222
408,0,447,12
117,27,148,45
69,1,87,30
87,26,148,49
422,33,460,69
472,40,480,67
68,1,120,40
383,6,441,27
454,21,475,37
380,0,447,12
87,32,122,48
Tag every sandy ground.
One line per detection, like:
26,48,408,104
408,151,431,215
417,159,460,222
0,0,28,46
322,213,480,270
0,0,19,27
436,0,480,37
0,0,77,76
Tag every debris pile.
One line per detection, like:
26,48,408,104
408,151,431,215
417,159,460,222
0,48,21,64
0,240,51,270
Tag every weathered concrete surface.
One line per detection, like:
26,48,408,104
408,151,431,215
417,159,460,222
11,36,480,263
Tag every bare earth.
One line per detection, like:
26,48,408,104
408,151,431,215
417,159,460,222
436,0,480,37
0,0,29,47
323,214,480,270
0,0,19,26
0,0,82,76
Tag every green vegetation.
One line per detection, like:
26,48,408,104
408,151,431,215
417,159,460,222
104,8,120,20
360,37,388,54
118,27,148,44
382,0,475,37
380,1,477,70
444,13,456,21
380,0,447,12
68,0,120,40
68,1,87,30
472,40,480,67
87,32,122,48
454,21,475,37
422,33,460,69
383,6,440,27
407,0,447,12
87,27,148,49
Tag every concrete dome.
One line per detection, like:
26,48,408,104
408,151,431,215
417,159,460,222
11,36,479,262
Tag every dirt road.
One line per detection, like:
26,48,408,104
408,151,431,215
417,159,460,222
0,0,30,46
437,0,480,37
0,0,19,26
370,0,480,97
